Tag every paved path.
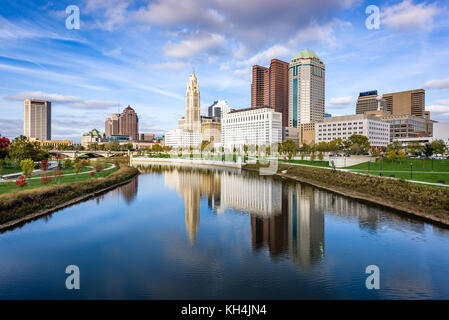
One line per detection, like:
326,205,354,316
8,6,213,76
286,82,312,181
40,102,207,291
279,161,449,188
0,163,116,182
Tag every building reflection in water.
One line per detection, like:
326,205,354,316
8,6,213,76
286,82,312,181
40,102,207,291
142,165,424,269
108,177,139,205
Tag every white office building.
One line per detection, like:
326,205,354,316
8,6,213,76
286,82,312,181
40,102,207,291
24,99,51,140
315,114,390,147
165,128,201,148
433,122,449,147
221,106,282,149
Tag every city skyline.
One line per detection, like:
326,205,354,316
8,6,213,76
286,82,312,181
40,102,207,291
1,0,449,142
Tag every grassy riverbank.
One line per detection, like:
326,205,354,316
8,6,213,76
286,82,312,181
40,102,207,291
0,164,113,195
244,163,449,226
0,165,138,226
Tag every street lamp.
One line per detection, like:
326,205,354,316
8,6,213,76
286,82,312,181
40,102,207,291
410,162,413,179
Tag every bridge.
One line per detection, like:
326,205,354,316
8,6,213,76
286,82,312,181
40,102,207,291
50,150,128,158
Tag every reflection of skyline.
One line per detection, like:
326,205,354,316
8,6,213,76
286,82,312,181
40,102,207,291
155,165,426,269
109,177,139,205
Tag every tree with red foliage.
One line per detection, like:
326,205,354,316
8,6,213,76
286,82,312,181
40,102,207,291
41,159,48,171
15,176,27,188
0,135,11,159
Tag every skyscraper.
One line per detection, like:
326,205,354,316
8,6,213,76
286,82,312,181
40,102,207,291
23,99,51,140
251,59,289,126
356,90,386,114
105,113,120,137
383,89,425,117
185,73,201,133
288,49,325,127
119,106,139,140
207,100,231,120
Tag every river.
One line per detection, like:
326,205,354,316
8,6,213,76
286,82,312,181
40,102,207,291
0,165,448,299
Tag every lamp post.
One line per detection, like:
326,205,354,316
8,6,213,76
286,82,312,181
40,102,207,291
410,162,413,179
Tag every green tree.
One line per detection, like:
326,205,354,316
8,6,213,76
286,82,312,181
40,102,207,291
371,148,380,157
20,158,35,178
407,141,423,156
105,141,120,151
387,141,403,153
431,139,447,155
328,138,343,153
316,141,329,152
397,151,406,164
64,159,73,169
318,151,324,161
8,136,49,162
348,135,370,154
423,143,434,158
282,140,297,156
74,161,83,181
310,152,316,162
387,150,397,162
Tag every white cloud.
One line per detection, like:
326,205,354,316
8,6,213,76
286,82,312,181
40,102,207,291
84,0,132,31
423,76,449,90
382,0,439,31
327,96,354,109
163,32,226,59
4,91,120,110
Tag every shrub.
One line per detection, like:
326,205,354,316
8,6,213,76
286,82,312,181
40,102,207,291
40,160,48,171
89,171,96,177
64,159,73,169
15,176,27,188
94,161,104,172
40,174,52,185
20,159,35,178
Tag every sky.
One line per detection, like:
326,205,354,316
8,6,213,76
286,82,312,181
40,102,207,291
0,0,449,141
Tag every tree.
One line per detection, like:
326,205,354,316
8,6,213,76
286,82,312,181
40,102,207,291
152,144,163,152
407,141,423,156
350,143,361,155
387,141,403,153
0,135,11,159
397,151,406,164
20,159,35,178
316,141,329,152
64,159,73,169
105,141,120,151
348,135,370,154
318,152,324,161
431,139,447,155
328,138,343,153
310,152,316,162
423,143,434,158
387,150,397,162
371,148,380,157
8,136,49,162
74,162,83,181
282,140,297,156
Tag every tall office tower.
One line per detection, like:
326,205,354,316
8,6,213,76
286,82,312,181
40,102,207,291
105,113,120,137
23,99,51,140
288,49,325,128
185,72,201,132
251,59,289,126
251,65,269,107
208,100,231,120
356,90,386,114
119,106,139,140
383,89,425,117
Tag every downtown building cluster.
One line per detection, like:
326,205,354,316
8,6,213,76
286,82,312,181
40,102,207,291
18,48,449,151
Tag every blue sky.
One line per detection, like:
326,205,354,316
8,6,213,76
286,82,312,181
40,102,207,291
0,0,449,141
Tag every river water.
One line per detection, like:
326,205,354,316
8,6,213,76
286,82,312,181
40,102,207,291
0,165,448,299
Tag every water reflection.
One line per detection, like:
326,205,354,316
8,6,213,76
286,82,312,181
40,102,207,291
138,164,438,272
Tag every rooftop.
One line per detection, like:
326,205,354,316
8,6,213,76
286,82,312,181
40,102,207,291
293,49,320,60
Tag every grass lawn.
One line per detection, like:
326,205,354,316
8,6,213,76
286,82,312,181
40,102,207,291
0,165,22,175
281,159,330,168
347,159,449,185
0,163,118,195
347,158,449,172
348,170,449,185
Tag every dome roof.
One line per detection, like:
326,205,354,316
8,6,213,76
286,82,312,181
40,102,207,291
293,49,320,60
